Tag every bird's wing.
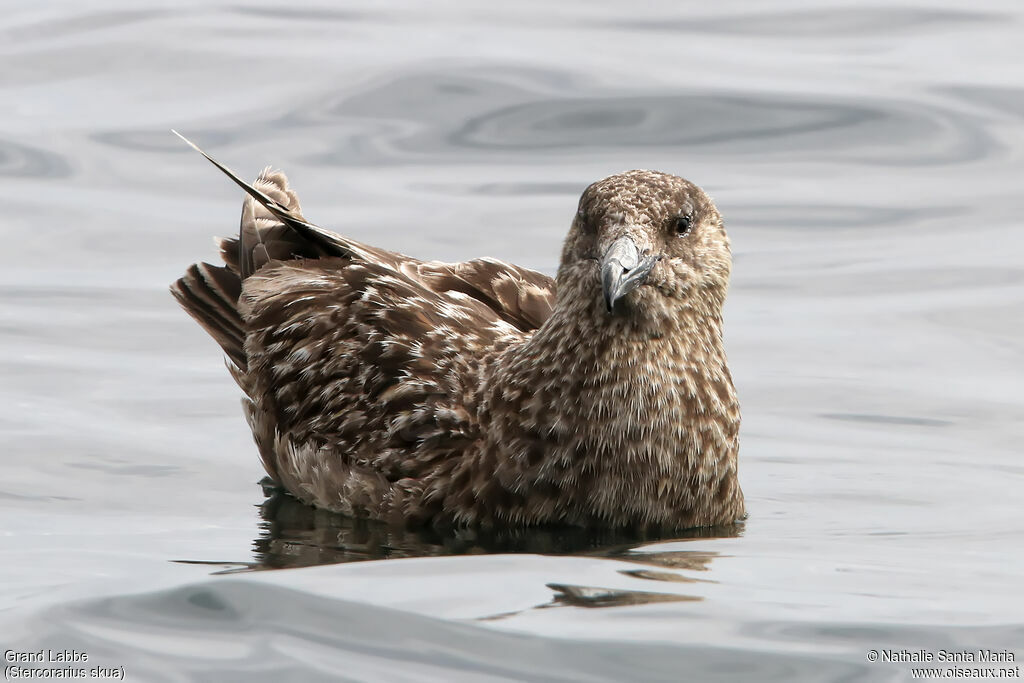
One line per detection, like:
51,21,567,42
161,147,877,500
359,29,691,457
238,255,530,492
172,163,324,369
171,133,559,507
173,130,397,268
414,258,556,332
173,131,557,337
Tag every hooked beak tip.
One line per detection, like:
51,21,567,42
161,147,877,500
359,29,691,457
600,236,659,314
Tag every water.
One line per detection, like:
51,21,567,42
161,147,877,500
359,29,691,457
2,1,1022,680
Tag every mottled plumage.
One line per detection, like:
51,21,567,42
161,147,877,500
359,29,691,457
172,134,745,530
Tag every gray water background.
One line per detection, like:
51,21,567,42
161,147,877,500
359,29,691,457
1,1,1022,680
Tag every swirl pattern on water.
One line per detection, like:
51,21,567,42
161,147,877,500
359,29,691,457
278,71,996,166
89,66,999,174
0,139,71,178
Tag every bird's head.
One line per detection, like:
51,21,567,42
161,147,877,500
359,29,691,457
558,170,731,325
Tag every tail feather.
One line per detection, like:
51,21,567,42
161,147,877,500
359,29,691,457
171,131,357,369
172,130,349,261
238,170,327,277
171,263,246,369
216,235,241,274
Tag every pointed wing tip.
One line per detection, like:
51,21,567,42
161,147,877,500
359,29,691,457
170,130,249,188
171,128,192,146
171,129,211,159
168,130,337,250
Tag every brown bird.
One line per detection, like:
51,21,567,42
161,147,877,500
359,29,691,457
171,133,745,531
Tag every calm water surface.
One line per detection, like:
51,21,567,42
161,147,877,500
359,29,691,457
2,1,1022,681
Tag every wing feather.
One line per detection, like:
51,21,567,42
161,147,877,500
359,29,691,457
171,134,561,518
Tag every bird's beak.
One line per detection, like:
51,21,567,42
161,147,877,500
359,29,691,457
601,235,659,313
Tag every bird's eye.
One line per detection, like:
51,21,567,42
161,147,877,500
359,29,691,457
674,215,693,236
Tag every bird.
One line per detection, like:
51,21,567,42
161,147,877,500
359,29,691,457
171,132,746,531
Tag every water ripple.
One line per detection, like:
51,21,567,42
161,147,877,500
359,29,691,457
449,93,992,165
0,138,71,178
942,85,1024,120
0,9,165,44
227,6,370,22
92,128,239,153
728,204,959,230
3,581,880,682
292,71,996,167
608,8,1001,36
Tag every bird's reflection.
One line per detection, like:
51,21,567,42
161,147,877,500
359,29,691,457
179,482,742,614
545,583,703,608
221,481,738,568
